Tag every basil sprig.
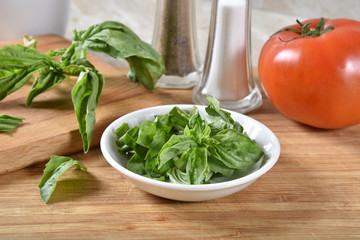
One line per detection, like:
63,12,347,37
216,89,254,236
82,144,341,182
74,21,165,90
115,96,265,184
0,21,165,153
0,114,25,132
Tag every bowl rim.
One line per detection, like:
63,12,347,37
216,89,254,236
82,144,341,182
100,104,281,191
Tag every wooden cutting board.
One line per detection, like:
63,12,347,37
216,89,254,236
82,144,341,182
0,34,163,174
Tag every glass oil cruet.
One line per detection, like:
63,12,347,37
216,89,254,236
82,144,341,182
152,0,202,89
192,0,262,113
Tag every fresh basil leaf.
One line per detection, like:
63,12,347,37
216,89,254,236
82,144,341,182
122,126,140,150
204,170,214,184
208,155,234,179
115,124,134,154
188,108,202,129
0,62,47,101
39,155,87,203
74,21,164,90
205,95,245,134
186,147,209,184
122,126,149,158
169,106,190,131
158,135,197,168
0,45,50,72
145,130,173,178
167,168,190,184
127,153,146,176
126,56,163,90
144,130,172,177
114,123,130,139
173,148,191,171
155,114,174,133
26,70,66,106
137,120,157,148
117,134,133,153
0,45,53,100
71,70,104,153
0,114,25,132
208,129,264,169
205,95,233,123
145,153,173,179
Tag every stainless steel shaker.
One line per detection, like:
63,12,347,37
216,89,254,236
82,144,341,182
192,0,262,113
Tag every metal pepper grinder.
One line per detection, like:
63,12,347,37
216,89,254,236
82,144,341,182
192,0,262,113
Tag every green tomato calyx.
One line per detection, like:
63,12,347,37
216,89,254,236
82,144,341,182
278,17,334,42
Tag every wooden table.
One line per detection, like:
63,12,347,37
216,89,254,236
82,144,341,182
1,39,360,239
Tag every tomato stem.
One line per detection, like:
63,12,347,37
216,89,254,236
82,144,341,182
278,17,334,42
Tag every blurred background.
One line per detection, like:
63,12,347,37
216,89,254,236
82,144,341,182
1,0,359,67
65,0,360,67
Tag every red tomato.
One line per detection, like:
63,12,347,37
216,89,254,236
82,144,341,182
258,18,360,129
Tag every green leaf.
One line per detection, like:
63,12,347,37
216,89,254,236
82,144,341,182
127,153,146,176
121,126,148,158
169,107,190,131
115,124,136,154
39,155,87,203
122,126,140,150
74,21,164,90
0,114,25,132
71,70,104,153
114,123,130,139
0,45,50,72
158,135,197,168
0,62,47,101
205,96,244,134
173,148,191,171
188,108,202,129
155,114,174,133
186,147,209,184
126,56,163,90
0,45,52,100
137,120,157,148
167,168,190,184
208,155,234,179
26,70,66,106
144,130,171,178
208,129,264,169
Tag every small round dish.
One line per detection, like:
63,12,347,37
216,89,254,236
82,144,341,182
100,105,280,201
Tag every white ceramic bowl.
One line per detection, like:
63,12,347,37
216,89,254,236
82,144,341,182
100,105,280,201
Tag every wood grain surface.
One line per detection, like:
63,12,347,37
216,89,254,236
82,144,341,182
0,36,360,239
0,35,162,174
